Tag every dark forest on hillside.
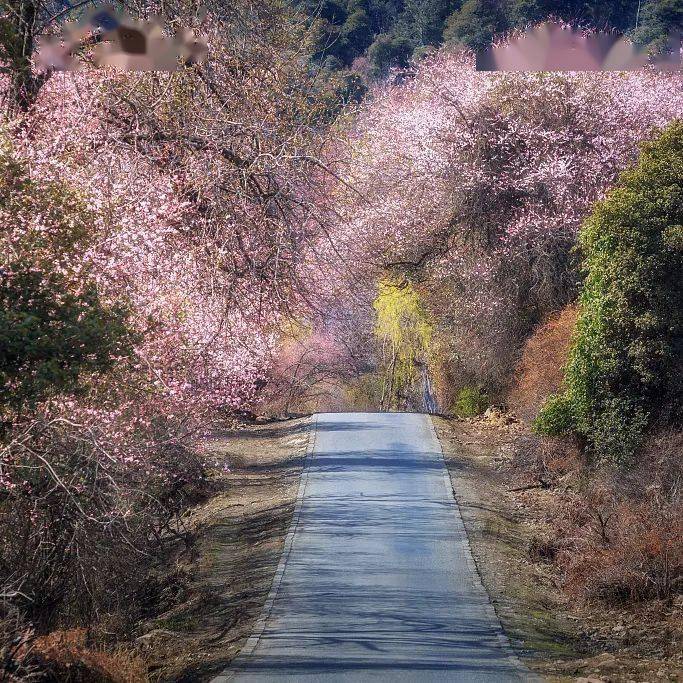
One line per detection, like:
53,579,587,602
299,0,681,78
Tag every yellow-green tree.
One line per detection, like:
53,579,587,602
373,279,432,410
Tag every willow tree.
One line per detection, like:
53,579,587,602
373,279,433,411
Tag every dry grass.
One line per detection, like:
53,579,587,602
507,305,578,423
3,628,148,682
553,431,683,604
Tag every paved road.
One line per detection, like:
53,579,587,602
213,413,532,682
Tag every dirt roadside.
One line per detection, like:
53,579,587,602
137,416,312,682
433,414,683,683
135,411,681,682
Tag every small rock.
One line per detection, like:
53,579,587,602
135,629,178,648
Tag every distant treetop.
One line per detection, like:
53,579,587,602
296,0,681,79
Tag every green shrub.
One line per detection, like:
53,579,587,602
0,265,134,416
536,120,683,464
533,392,575,436
0,139,136,420
454,386,489,417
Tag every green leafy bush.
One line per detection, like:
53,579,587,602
536,120,683,464
532,392,575,435
0,139,136,420
454,386,489,417
0,264,134,416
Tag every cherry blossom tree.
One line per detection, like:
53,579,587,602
0,0,344,636
330,49,683,399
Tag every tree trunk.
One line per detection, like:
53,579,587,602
4,0,42,114
386,343,397,411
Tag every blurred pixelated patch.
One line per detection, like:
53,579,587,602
35,4,207,71
477,22,681,72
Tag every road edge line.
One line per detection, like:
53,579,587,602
428,414,543,682
210,413,319,683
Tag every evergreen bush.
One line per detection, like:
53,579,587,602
536,121,683,464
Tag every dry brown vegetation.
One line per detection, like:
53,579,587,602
511,428,683,607
0,609,147,683
507,306,578,423
507,315,682,609
436,414,683,682
0,418,310,682
543,431,682,605
26,630,146,683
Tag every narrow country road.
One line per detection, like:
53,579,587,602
213,413,533,682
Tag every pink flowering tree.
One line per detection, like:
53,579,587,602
330,49,683,398
0,0,341,632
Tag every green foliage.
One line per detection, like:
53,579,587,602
298,0,679,79
444,0,508,50
0,139,136,418
445,0,678,52
367,33,414,75
373,279,432,409
299,0,459,70
453,386,489,417
533,392,575,435
343,7,374,57
0,264,134,416
536,120,683,464
633,0,683,54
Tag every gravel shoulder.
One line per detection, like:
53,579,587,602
138,417,312,682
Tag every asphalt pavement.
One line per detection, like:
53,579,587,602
212,412,533,682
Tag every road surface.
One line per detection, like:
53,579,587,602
213,412,532,682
